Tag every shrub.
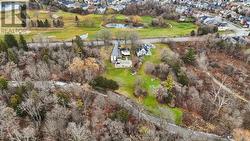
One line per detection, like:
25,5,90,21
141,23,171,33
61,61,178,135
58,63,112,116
151,16,167,27
165,74,174,91
190,30,195,36
78,17,96,28
110,108,129,123
0,76,8,91
9,94,22,109
90,76,119,91
15,85,27,96
156,63,169,80
76,99,84,109
134,86,147,98
155,86,172,104
57,92,70,106
128,15,142,26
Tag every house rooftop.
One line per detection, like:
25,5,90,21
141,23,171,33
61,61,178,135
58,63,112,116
111,42,121,58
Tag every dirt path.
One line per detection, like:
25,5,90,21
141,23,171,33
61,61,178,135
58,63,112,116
206,71,249,103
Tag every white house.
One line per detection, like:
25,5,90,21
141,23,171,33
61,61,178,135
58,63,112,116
136,43,155,57
111,41,132,68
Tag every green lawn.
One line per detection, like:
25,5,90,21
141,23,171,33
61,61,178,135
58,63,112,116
18,10,196,41
103,44,183,124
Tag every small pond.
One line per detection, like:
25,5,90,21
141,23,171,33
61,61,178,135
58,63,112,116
105,23,143,29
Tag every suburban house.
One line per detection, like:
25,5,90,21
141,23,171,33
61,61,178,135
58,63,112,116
223,36,247,45
136,43,155,57
240,17,250,28
111,42,132,68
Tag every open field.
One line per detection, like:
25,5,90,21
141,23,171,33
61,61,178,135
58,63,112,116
103,44,183,125
12,10,196,41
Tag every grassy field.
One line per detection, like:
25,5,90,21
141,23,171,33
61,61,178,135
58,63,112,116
19,10,196,41
103,44,183,125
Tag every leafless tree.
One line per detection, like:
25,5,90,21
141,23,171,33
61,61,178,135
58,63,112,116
0,104,19,140
144,62,155,75
2,62,17,78
104,119,128,140
197,52,208,71
66,122,93,141
12,126,36,141
129,31,139,50
44,104,71,140
20,98,44,127
36,61,50,81
10,68,23,86
210,77,230,116
96,29,112,47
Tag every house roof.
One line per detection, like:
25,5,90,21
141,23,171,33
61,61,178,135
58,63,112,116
111,42,121,57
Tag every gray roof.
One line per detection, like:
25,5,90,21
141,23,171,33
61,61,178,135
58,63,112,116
111,42,121,57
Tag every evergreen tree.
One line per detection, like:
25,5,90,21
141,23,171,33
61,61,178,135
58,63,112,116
57,20,61,27
75,16,79,22
190,30,195,36
20,4,27,27
182,48,196,64
7,48,18,64
177,72,189,86
4,34,18,49
19,34,28,51
40,20,44,27
0,76,8,92
0,40,8,53
44,19,49,27
75,16,79,26
74,35,83,48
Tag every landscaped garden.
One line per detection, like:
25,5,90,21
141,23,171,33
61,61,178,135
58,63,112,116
103,44,183,125
21,10,196,41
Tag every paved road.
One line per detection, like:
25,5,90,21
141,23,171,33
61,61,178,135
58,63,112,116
28,36,206,48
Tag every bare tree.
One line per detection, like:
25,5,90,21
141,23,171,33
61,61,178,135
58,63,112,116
0,104,19,140
197,52,230,117
44,104,71,140
19,98,44,127
96,29,112,47
66,122,92,141
210,77,230,115
12,126,36,141
144,62,155,75
10,68,23,86
36,61,50,81
197,52,208,71
129,31,139,50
